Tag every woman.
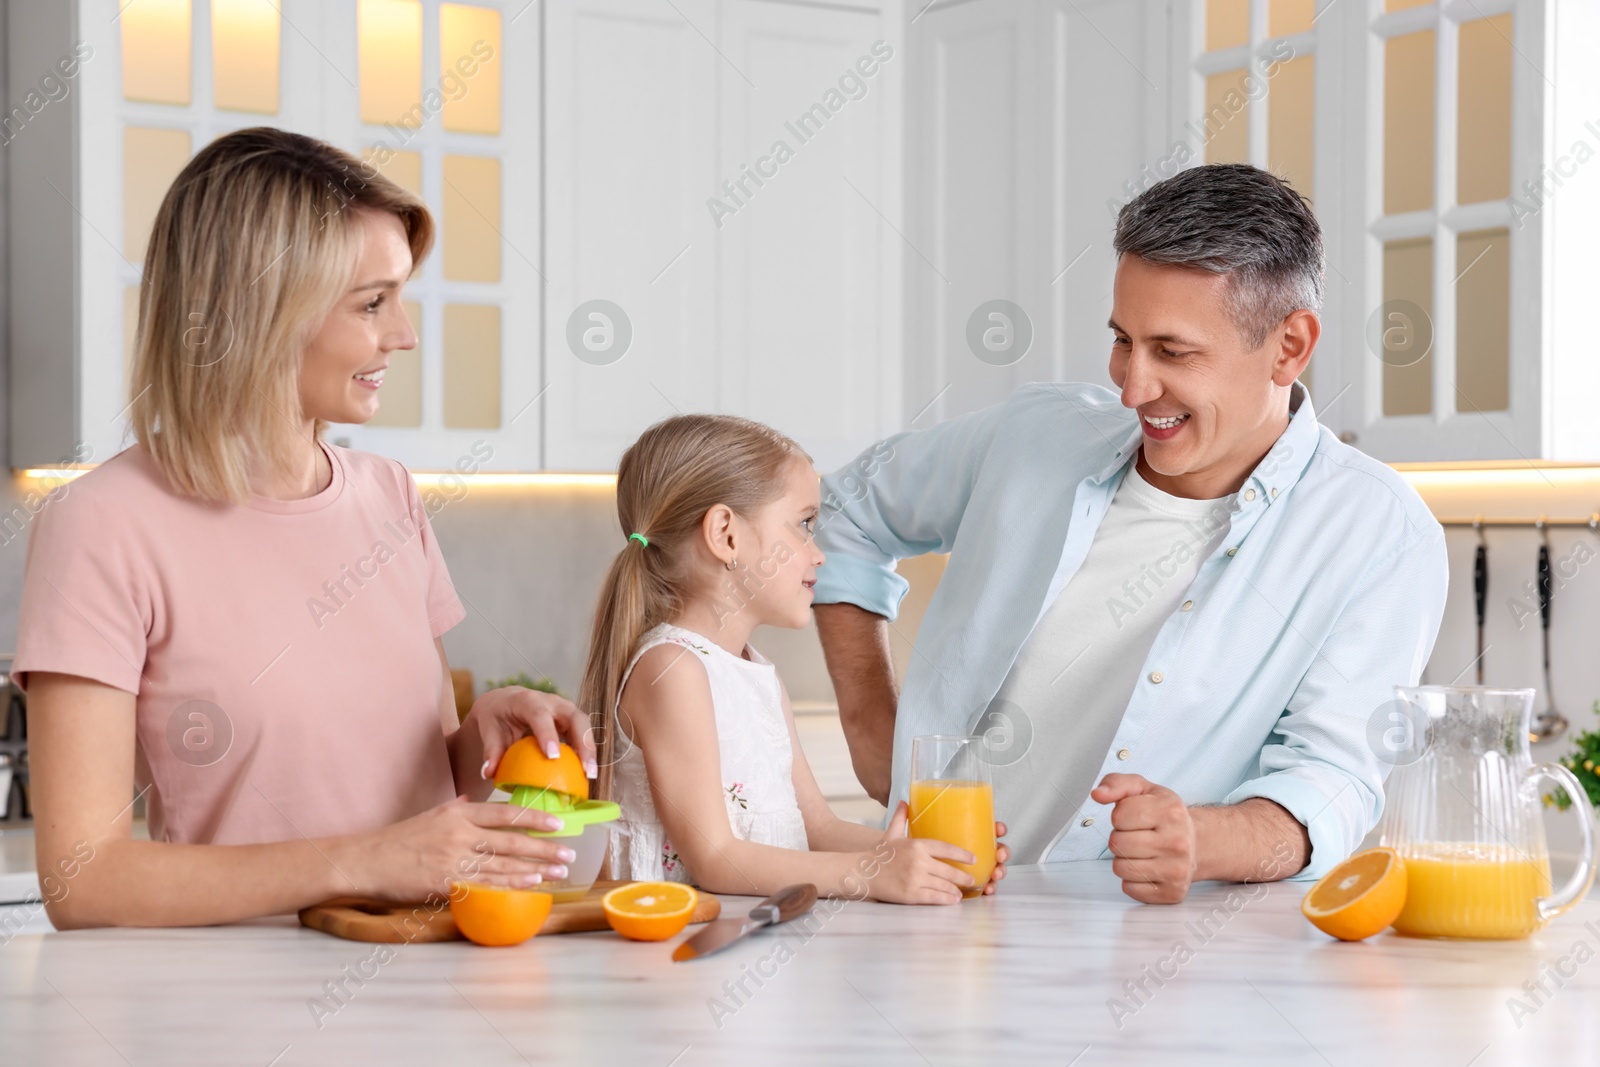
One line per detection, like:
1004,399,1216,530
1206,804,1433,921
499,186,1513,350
15,127,591,927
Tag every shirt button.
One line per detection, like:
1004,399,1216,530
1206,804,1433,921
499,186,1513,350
1081,817,1095,827
1117,748,1131,760
1244,488,1257,501
1181,599,1194,612
1226,547,1238,557
1270,487,1279,499
1149,671,1164,684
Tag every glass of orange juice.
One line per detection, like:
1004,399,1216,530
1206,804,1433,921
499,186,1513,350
908,735,996,898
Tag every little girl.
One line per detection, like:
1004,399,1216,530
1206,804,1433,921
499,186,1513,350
580,415,1008,904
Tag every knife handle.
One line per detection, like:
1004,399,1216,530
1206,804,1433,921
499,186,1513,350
1538,542,1553,630
750,883,817,925
1473,543,1487,626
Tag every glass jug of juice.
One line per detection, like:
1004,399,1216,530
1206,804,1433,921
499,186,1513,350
908,735,996,898
1379,686,1597,939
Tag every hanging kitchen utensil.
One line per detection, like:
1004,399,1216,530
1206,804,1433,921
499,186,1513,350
1531,519,1568,743
1474,518,1488,685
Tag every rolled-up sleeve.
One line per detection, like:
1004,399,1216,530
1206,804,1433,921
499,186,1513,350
1223,522,1449,879
813,402,1006,621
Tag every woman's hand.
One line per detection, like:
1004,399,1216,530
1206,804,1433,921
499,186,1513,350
466,685,599,784
980,821,1010,895
864,802,974,905
340,795,578,902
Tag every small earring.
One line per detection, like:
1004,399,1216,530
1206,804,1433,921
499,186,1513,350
726,557,737,571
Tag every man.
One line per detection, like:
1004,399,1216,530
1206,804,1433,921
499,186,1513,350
812,163,1447,903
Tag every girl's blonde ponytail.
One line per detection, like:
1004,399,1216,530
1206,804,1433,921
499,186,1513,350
579,415,807,799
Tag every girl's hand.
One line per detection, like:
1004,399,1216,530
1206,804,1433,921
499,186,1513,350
980,821,1010,896
344,795,578,902
466,685,599,783
865,802,975,905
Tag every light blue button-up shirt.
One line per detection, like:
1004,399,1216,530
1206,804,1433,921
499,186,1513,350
814,381,1448,879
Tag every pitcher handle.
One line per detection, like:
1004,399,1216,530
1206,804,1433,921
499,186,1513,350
1530,762,1599,923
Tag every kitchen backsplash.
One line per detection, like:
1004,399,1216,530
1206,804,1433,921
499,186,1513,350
2,460,1598,740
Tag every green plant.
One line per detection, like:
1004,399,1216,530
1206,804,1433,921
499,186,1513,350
1545,699,1600,811
484,672,565,698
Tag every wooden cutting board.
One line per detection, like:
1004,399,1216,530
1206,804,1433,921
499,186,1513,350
298,880,720,943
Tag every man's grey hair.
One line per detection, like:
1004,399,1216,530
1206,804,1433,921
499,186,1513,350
1113,163,1324,350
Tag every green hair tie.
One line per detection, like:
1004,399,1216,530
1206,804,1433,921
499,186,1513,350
628,532,650,548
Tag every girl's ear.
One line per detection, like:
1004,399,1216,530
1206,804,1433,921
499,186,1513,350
700,503,737,567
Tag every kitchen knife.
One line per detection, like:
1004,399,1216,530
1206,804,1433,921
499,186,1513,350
1473,523,1487,685
671,883,817,962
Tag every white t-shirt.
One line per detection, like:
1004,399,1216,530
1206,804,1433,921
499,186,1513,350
986,462,1235,863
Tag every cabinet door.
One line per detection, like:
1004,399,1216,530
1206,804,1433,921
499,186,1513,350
901,0,1047,426
1326,0,1548,462
543,0,719,471
715,0,899,473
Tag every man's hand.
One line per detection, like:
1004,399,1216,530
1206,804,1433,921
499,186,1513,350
1091,774,1198,903
1091,773,1311,904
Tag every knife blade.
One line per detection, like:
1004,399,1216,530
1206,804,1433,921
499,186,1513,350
671,883,817,962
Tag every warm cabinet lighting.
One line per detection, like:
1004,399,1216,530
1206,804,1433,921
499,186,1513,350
359,0,424,126
120,0,192,105
212,0,281,113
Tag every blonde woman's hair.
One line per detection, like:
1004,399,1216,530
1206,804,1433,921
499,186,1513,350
130,126,434,502
581,415,809,799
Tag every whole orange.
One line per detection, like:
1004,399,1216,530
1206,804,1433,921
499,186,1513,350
494,738,590,800
449,882,554,946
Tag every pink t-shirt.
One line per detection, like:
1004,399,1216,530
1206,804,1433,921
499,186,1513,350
13,439,466,845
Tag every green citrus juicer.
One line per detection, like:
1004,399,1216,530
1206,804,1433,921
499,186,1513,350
509,785,620,903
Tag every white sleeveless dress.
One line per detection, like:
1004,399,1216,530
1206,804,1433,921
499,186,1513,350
607,623,811,884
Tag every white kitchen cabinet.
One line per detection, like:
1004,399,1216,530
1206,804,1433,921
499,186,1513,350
7,0,543,472
902,0,1170,427
541,0,720,472
544,0,905,474
716,0,901,473
1175,0,1600,464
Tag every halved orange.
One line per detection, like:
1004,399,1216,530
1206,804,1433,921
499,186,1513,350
449,882,554,946
1301,847,1408,941
602,881,698,942
494,738,589,800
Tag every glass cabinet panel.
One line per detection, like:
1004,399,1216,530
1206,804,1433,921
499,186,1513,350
121,0,192,105
442,155,502,283
1384,30,1435,215
1268,55,1314,199
1205,71,1251,165
1206,0,1249,52
123,127,192,262
212,0,280,113
1268,0,1314,38
1381,237,1434,417
440,4,502,134
359,0,424,126
1455,228,1510,413
444,303,501,429
1457,15,1512,205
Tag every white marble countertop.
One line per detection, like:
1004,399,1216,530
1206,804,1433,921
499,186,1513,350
3,861,1599,1066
